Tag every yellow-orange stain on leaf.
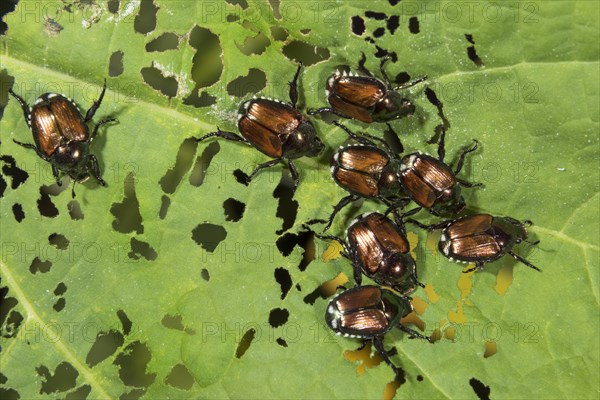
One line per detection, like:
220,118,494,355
425,230,440,252
411,296,428,315
495,262,513,295
424,284,440,303
319,273,348,297
344,343,381,375
445,325,457,341
322,240,344,261
457,268,474,299
383,380,401,400
407,231,419,257
401,311,426,331
448,300,467,324
484,341,497,358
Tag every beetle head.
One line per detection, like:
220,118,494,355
373,91,416,122
284,120,324,158
431,186,466,216
377,252,417,295
53,142,91,182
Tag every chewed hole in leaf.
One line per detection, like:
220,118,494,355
49,233,69,250
365,11,387,20
270,26,288,41
273,172,297,234
161,314,195,335
268,308,289,328
109,51,124,77
189,142,220,187
268,0,281,19
282,40,330,66
237,32,270,56
188,25,222,90
223,198,245,222
227,0,248,8
134,0,158,35
11,203,24,222
107,0,120,14
160,138,198,194
159,195,170,219
409,16,420,34
86,330,125,367
469,377,491,400
226,68,266,98
118,310,132,336
182,90,217,108
303,273,347,305
165,364,195,390
465,34,484,66
0,155,28,189
36,362,78,394
387,15,399,34
191,223,227,252
128,238,158,261
0,175,6,197
276,338,287,347
110,173,144,234
235,328,256,359
351,16,365,35
120,388,146,400
274,267,292,300
54,282,67,296
226,14,239,22
53,298,65,312
68,200,84,220
141,65,178,98
114,341,156,388
0,0,18,35
65,385,91,400
29,257,52,274
0,387,20,400
484,341,497,358
146,32,180,52
38,185,61,218
373,27,385,38
201,268,210,281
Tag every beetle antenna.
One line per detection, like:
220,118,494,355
508,251,541,272
71,179,77,198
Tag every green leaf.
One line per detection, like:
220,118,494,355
1,1,598,399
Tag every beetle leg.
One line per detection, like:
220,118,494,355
322,194,359,232
12,139,51,161
384,123,403,154
194,129,246,144
355,340,369,352
508,251,541,272
51,164,63,187
397,323,433,343
357,52,374,77
454,139,479,174
457,178,482,188
307,107,351,119
88,154,107,186
288,63,302,108
378,56,393,87
8,89,32,128
333,121,391,150
437,125,447,162
463,262,483,273
248,158,281,183
405,218,449,231
396,75,428,90
287,159,300,193
350,249,363,286
71,179,77,199
372,337,402,379
90,117,118,141
85,79,107,122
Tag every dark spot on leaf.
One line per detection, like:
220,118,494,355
273,172,297,234
465,34,484,66
300,28,311,35
43,18,63,37
68,200,84,220
469,377,491,400
227,68,266,98
233,169,249,186
192,223,227,252
296,283,301,291
223,198,245,222
201,268,210,281
303,275,340,305
107,0,120,14
29,257,52,274
53,282,67,296
0,0,18,36
351,16,365,36
237,32,270,56
268,308,289,328
134,0,158,35
417,374,424,381
409,16,420,34
160,138,198,194
161,314,195,335
0,155,28,189
387,15,399,34
274,267,292,299
375,46,397,62
276,230,315,271
188,26,222,90
395,71,410,85
85,329,125,367
53,298,66,312
0,286,23,339
141,64,178,98
65,385,92,400
282,40,330,66
189,142,220,187
111,172,144,234
118,310,132,336
114,341,156,387
109,51,124,77
365,11,386,20
373,27,385,38
165,364,194,390
36,362,78,394
49,233,69,250
128,238,158,261
159,195,170,219
276,338,287,347
0,387,19,400
11,203,24,222
365,37,375,44
182,90,217,108
146,32,179,52
0,175,6,197
119,388,146,400
388,0,400,5
270,26,287,41
235,328,256,359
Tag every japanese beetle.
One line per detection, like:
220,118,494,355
309,53,425,123
194,65,324,192
408,213,541,272
314,212,424,295
322,123,480,231
326,285,432,379
9,80,116,195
